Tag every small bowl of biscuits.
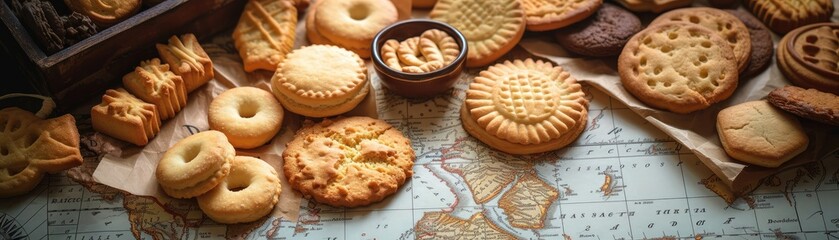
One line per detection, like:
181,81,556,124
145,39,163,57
371,19,467,98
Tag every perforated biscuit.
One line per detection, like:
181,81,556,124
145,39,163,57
233,0,297,72
745,0,833,34
283,117,415,207
0,108,82,198
521,0,602,31
430,0,525,67
618,23,739,113
651,8,751,74
461,59,588,154
271,45,369,117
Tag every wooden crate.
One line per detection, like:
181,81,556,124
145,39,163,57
0,0,247,112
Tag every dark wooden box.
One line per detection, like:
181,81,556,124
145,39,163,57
0,0,246,112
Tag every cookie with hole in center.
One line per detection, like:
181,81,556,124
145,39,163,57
618,23,739,113
283,117,415,207
650,7,751,74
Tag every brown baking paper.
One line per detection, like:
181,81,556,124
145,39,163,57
90,0,412,222
520,10,839,196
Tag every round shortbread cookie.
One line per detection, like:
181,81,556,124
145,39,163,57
271,45,369,118
461,59,589,155
430,0,525,67
198,156,281,224
283,117,415,207
777,23,839,95
520,0,603,32
716,100,808,168
314,0,397,50
155,130,234,199
618,23,739,114
650,7,751,74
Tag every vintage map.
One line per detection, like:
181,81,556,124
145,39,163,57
3,68,839,240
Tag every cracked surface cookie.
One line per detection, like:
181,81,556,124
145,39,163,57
283,117,415,207
716,100,808,168
618,22,739,114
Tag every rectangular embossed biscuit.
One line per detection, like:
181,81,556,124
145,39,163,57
122,58,187,120
91,88,161,146
157,33,214,93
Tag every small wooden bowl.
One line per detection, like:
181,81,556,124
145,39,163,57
371,19,467,98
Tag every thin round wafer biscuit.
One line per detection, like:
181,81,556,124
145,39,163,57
618,23,739,113
650,7,751,74
745,0,833,34
283,117,415,207
430,0,525,67
521,0,603,32
777,23,839,95
461,59,588,154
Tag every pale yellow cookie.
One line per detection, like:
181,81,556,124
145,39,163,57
618,23,739,113
717,100,808,168
157,33,214,93
91,88,161,146
461,59,589,154
430,0,526,67
122,58,187,120
314,0,397,50
271,45,369,117
283,117,415,207
305,0,371,58
197,156,281,224
156,131,234,199
521,0,603,31
233,0,297,72
420,29,460,65
650,7,752,73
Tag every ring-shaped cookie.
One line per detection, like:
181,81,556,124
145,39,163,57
155,130,234,199
209,87,284,149
314,0,397,49
198,156,281,224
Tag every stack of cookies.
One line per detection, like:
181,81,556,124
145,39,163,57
92,33,214,146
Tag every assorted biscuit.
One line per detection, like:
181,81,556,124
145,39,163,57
717,101,808,168
233,0,298,72
777,23,839,95
157,34,214,93
91,88,161,146
768,86,839,126
305,0,397,58
555,3,641,57
380,29,460,73
0,107,83,198
745,0,833,34
209,87,284,149
122,58,187,120
521,0,603,31
430,0,525,67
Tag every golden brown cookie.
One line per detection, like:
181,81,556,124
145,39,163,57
0,107,82,198
122,58,187,120
271,45,370,117
156,33,214,93
650,7,752,73
777,23,839,95
304,0,371,58
745,0,833,34
91,88,161,146
461,59,589,154
717,100,808,168
233,0,297,72
430,0,526,67
521,0,603,31
768,86,839,126
380,29,460,73
63,0,140,25
156,130,234,199
618,23,739,113
209,87,284,149
283,117,415,207
197,156,281,224
314,0,397,50
614,0,693,13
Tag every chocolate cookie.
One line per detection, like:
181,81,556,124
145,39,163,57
62,12,98,46
768,86,839,126
725,9,773,78
18,0,64,54
555,3,641,57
